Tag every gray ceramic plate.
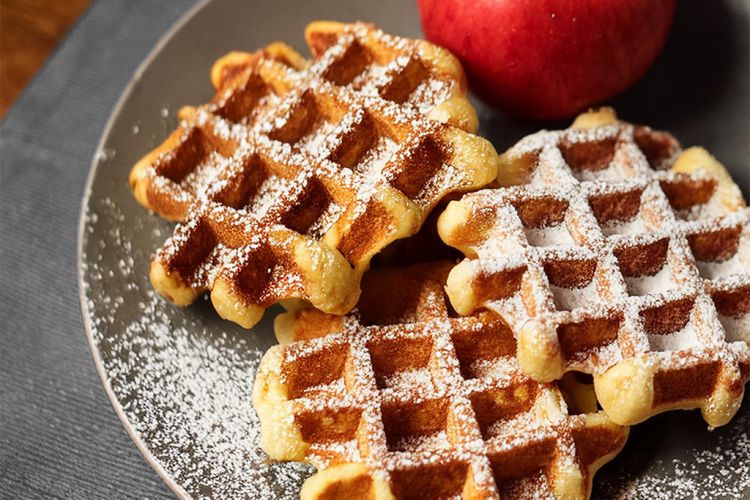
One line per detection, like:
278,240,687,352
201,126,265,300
78,0,750,498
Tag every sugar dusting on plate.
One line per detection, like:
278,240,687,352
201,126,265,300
82,195,312,498
595,403,749,499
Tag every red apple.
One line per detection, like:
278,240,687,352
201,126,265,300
418,0,676,120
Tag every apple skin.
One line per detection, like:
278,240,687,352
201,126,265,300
418,0,676,120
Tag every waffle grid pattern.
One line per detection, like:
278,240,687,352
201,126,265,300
438,113,750,427
254,263,627,499
129,22,497,328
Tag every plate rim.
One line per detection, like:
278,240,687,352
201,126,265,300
77,1,213,498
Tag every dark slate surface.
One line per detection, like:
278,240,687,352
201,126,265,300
0,2,196,498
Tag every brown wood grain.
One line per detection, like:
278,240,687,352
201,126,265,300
1,0,91,116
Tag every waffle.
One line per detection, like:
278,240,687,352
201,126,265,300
438,108,750,427
254,262,628,499
129,22,498,328
369,200,463,269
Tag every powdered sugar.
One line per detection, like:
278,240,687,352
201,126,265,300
594,402,750,499
390,430,451,453
600,216,647,236
625,265,676,296
647,322,700,352
378,367,433,391
525,223,575,247
696,249,748,279
718,313,750,344
550,280,598,311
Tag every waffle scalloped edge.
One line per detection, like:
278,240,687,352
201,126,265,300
438,108,750,427
253,262,628,499
128,21,498,329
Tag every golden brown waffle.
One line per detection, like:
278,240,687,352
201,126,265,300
129,22,498,328
254,262,628,499
438,108,750,427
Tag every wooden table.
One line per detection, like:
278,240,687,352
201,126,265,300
1,0,91,115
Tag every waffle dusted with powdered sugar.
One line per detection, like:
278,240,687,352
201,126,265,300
438,108,750,427
254,262,628,499
129,21,498,328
